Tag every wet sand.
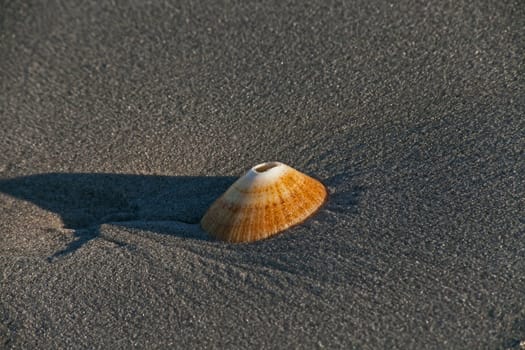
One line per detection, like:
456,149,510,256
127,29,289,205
1,0,524,348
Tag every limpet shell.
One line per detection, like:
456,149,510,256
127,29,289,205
200,161,327,243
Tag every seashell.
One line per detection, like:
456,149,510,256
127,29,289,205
200,161,327,243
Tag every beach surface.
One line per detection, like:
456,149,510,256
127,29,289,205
1,0,524,348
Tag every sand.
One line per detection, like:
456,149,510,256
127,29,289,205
1,0,524,348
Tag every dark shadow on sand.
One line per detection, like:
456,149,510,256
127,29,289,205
0,173,236,259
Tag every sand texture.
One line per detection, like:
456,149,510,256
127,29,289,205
1,0,524,348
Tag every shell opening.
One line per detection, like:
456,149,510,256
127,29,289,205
253,162,280,173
